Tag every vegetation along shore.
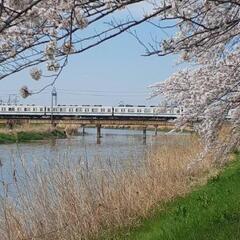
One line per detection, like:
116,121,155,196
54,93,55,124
109,152,240,240
0,125,238,240
0,125,66,144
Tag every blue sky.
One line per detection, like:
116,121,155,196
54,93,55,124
0,4,180,106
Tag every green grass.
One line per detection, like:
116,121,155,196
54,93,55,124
112,152,240,240
0,129,66,144
0,133,16,143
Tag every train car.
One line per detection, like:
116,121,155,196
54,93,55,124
0,104,45,117
45,105,113,117
0,104,181,119
113,105,180,118
113,106,153,117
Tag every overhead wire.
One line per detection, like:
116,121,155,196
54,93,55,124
0,88,151,100
57,88,149,93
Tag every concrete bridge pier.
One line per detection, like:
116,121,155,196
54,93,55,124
96,124,101,144
81,125,86,136
143,127,147,144
154,125,158,136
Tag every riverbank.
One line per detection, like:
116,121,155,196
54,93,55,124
103,127,193,134
0,133,237,240
111,152,240,240
0,127,66,144
0,135,214,239
102,125,193,133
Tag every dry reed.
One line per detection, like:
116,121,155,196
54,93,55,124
0,134,215,240
0,124,53,134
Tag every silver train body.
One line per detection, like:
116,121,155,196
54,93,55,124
0,104,182,118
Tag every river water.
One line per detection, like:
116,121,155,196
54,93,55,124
0,128,189,190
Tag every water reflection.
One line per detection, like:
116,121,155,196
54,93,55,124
0,128,190,187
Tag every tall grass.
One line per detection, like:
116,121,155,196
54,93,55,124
0,124,53,134
0,124,66,144
0,135,216,240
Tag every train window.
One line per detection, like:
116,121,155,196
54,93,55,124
47,108,51,112
137,109,142,113
92,108,98,113
32,108,36,111
108,109,111,112
2,107,6,111
76,108,82,112
114,109,119,112
69,108,73,112
85,108,89,112
101,108,105,112
17,107,21,111
121,109,125,112
40,108,44,111
144,109,151,113
8,107,15,111
128,109,134,113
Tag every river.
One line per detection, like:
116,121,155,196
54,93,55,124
0,128,190,192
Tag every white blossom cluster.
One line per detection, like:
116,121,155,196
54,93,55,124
30,67,42,80
20,86,31,98
0,0,133,82
0,0,133,59
151,0,240,160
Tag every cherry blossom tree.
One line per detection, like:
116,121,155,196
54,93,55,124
0,0,154,94
0,0,239,159
148,0,240,162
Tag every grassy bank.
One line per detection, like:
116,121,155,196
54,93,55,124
0,135,216,240
113,152,240,240
0,131,236,240
0,129,66,144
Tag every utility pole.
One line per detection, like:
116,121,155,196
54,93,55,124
51,87,57,126
13,95,19,105
7,94,19,105
7,95,11,105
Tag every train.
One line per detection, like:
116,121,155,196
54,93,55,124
0,104,182,119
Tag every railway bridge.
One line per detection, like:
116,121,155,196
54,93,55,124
0,115,179,143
